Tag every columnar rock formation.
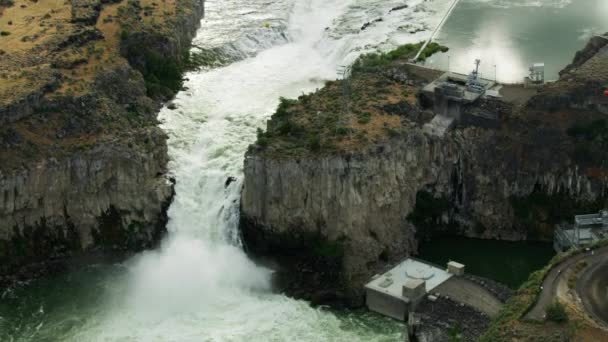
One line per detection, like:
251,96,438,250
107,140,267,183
241,35,608,304
0,0,205,283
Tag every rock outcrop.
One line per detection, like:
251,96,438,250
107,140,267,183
0,0,205,286
240,37,608,305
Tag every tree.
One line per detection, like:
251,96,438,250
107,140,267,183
546,300,568,323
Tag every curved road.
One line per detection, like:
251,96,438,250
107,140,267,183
525,245,608,321
578,258,608,327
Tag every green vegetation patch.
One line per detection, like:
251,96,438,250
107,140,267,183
546,300,568,323
352,43,421,72
120,31,187,99
250,42,448,156
416,42,449,62
352,42,448,73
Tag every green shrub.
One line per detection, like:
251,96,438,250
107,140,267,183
271,118,305,138
307,134,321,152
335,126,352,136
142,50,183,98
120,30,129,41
385,127,400,137
357,112,371,124
256,128,268,147
120,33,188,99
545,300,568,323
447,324,463,342
275,97,298,117
0,31,10,36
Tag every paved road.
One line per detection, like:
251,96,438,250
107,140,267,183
578,258,608,327
525,245,608,321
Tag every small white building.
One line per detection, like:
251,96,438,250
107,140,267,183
364,258,455,320
447,261,465,276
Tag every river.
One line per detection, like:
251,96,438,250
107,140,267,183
0,0,598,340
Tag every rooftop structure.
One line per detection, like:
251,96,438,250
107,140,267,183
554,209,608,252
447,261,465,276
524,63,545,87
421,60,496,136
364,258,454,320
422,70,495,106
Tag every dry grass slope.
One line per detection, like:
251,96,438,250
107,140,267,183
0,0,200,170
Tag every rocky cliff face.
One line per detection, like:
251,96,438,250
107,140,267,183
530,33,608,114
0,0,205,285
240,37,608,305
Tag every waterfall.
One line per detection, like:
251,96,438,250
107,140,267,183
2,1,456,340
116,0,454,339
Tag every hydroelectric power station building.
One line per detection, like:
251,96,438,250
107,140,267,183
364,258,465,320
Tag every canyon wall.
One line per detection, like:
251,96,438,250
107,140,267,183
0,0,205,284
241,35,608,304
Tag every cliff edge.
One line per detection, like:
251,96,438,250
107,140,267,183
0,0,205,285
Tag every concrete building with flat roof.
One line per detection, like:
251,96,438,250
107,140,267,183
364,258,453,320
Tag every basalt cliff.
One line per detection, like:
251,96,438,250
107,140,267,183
240,37,608,305
0,0,205,285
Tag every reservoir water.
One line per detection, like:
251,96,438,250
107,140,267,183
425,0,608,83
419,237,555,289
0,0,601,340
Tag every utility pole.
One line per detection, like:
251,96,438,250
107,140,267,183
337,65,353,137
337,65,352,114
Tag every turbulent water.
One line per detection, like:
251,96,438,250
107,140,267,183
1,0,455,340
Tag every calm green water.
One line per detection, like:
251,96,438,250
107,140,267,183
425,0,608,83
418,237,555,288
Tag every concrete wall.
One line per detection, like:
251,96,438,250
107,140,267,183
433,277,503,317
366,289,408,321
